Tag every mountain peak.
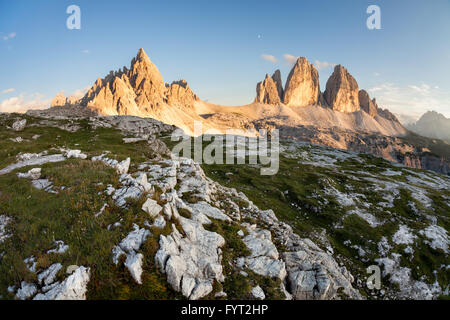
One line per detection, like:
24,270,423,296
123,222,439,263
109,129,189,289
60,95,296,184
407,110,450,143
283,57,320,107
255,72,282,105
324,65,360,113
75,48,200,116
295,57,309,65
136,48,149,60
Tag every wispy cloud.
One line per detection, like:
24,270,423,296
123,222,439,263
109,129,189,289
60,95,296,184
368,82,450,118
314,60,335,70
407,84,431,95
2,32,16,41
261,54,278,63
283,54,298,65
0,92,51,113
1,88,15,94
82,49,90,54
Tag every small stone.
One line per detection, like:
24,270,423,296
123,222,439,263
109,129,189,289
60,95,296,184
116,157,131,174
251,286,265,300
142,198,162,218
65,149,87,159
12,119,27,131
215,291,227,298
16,281,37,300
17,168,41,180
38,263,62,286
66,265,79,274
137,173,153,192
124,253,144,284
33,266,90,300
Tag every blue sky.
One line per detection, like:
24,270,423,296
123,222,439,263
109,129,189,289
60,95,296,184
1,0,449,118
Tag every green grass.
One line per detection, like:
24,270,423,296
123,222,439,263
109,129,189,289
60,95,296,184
0,114,179,299
1,114,449,300
165,137,450,299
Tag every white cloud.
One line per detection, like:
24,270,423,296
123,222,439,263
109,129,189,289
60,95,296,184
314,60,336,70
368,82,450,118
407,84,431,95
1,88,15,94
283,54,298,65
261,54,278,63
0,93,51,113
3,32,16,41
82,49,89,54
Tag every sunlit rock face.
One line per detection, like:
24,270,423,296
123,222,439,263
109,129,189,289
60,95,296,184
51,93,67,107
61,48,199,116
359,90,378,118
324,65,360,113
283,57,320,107
255,72,282,105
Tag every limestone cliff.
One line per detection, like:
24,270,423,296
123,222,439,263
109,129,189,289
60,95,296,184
255,73,282,105
79,48,198,116
283,57,320,107
324,65,360,113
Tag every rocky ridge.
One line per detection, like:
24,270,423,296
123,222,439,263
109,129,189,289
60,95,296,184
52,49,199,116
254,58,399,123
0,114,363,300
1,113,448,300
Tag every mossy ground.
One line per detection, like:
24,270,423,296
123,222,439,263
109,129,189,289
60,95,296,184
1,114,448,300
0,114,181,299
162,136,449,299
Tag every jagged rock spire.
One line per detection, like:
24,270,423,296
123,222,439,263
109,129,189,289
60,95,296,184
283,57,320,107
75,48,198,115
255,73,282,105
359,89,378,117
272,70,284,99
324,65,360,113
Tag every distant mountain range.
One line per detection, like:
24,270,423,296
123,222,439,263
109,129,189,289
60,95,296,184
49,48,402,135
406,111,450,143
34,48,449,175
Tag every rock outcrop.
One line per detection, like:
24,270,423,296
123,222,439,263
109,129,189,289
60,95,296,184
12,119,26,131
358,90,378,117
51,93,67,107
283,58,320,107
378,108,399,122
51,94,80,108
167,80,198,107
255,73,282,105
324,65,360,113
33,266,90,300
